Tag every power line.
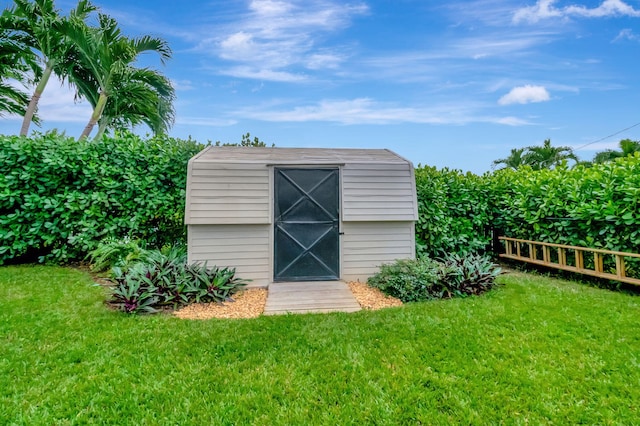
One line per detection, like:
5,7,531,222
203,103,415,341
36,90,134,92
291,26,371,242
574,121,640,151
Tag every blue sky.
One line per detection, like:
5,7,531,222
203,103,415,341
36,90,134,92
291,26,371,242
2,0,640,173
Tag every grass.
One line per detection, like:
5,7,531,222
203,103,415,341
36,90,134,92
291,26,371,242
1,266,640,424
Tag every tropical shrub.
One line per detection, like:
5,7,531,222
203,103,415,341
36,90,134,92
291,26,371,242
109,247,247,314
368,254,501,303
0,131,204,264
439,253,501,297
368,258,443,302
86,237,148,272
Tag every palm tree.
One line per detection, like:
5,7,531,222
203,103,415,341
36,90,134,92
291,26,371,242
63,13,173,140
5,0,96,136
492,147,528,170
90,66,175,140
593,139,640,163
524,139,578,170
0,20,39,119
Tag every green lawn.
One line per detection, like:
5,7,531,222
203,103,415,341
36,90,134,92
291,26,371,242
1,266,639,424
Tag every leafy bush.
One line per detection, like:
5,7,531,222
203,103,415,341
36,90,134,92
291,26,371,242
368,254,501,303
439,253,502,297
0,131,204,264
368,258,443,302
109,248,248,314
87,237,149,272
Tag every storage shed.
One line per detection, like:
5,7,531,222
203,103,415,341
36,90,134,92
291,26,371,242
185,147,418,287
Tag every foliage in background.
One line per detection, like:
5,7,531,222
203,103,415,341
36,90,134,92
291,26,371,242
368,254,500,303
214,132,274,147
490,155,640,253
414,165,493,258
592,139,640,164
0,131,204,264
0,0,175,139
492,139,578,171
415,155,640,271
1,0,97,136
109,247,247,314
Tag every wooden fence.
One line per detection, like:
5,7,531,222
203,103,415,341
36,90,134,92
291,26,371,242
499,236,640,286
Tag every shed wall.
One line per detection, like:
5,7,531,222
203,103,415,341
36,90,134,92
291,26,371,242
341,221,415,282
342,163,418,221
188,224,271,288
185,161,270,225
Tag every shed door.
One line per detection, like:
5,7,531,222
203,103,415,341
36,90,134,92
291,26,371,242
274,168,339,281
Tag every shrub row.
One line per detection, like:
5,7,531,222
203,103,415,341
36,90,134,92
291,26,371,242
108,247,247,314
490,157,640,253
415,156,640,257
0,132,204,264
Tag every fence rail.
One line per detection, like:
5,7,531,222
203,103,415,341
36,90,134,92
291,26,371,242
499,237,640,286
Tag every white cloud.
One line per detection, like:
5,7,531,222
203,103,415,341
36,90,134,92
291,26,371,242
496,116,532,126
565,0,640,18
233,98,530,126
305,53,345,70
218,66,307,82
513,0,563,23
205,0,368,81
614,28,640,42
498,85,551,105
513,0,640,24
36,80,93,124
175,116,237,127
171,79,195,91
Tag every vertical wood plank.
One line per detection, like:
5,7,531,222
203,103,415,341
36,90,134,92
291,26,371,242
616,255,626,279
543,245,550,264
558,248,566,266
576,250,584,270
594,253,604,274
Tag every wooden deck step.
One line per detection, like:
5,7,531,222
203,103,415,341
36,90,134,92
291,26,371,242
264,281,361,315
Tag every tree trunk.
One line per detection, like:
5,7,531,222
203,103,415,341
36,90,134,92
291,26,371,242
20,62,54,136
94,118,108,141
79,91,108,140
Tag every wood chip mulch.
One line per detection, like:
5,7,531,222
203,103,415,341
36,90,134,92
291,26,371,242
347,281,403,310
173,288,268,320
173,282,402,320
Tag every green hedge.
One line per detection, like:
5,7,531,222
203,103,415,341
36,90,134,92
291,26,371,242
491,156,640,253
415,156,640,258
414,165,493,258
0,132,204,264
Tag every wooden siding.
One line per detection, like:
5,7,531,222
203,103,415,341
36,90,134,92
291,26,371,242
342,163,418,221
341,221,415,282
188,224,271,287
185,161,270,225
